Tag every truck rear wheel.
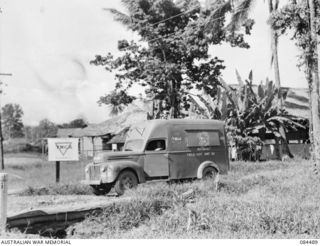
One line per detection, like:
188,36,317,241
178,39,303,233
90,184,112,196
202,166,218,180
114,170,138,196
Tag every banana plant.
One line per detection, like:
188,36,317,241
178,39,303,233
189,70,305,160
188,86,228,120
223,71,304,159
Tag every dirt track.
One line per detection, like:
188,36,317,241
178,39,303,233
7,194,123,217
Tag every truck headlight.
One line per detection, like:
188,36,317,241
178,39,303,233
100,165,109,172
93,154,104,164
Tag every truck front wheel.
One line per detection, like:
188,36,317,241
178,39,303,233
90,184,112,196
114,170,138,196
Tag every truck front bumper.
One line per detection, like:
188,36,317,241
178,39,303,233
81,180,101,185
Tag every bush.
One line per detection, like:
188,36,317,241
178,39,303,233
3,138,42,153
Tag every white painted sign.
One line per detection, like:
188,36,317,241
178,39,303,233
48,138,79,161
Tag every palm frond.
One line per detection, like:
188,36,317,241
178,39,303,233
188,95,208,118
109,104,124,117
197,95,215,118
235,69,244,86
267,116,305,129
218,78,238,109
257,83,265,99
226,0,256,33
274,0,279,10
204,1,232,33
103,8,132,26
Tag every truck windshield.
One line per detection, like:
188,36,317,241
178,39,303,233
123,139,144,151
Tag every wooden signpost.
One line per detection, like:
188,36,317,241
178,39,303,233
47,138,79,183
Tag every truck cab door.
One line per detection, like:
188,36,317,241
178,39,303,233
144,139,169,177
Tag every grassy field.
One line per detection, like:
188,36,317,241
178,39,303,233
4,153,88,191
3,153,320,239
68,158,320,239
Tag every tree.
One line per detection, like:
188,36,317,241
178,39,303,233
91,0,253,119
59,118,88,128
308,0,320,171
37,119,58,139
270,0,320,170
98,90,136,117
2,103,24,139
268,0,282,109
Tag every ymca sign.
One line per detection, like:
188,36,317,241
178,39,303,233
48,138,79,161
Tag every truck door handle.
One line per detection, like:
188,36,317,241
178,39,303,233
164,153,169,158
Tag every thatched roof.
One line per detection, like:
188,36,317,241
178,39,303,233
57,128,83,138
74,109,147,137
107,127,129,144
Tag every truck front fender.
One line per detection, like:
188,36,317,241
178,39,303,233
102,161,145,184
197,161,220,179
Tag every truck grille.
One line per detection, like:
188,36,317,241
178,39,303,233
89,165,101,180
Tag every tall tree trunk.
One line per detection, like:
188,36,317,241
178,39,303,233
268,0,282,110
269,0,291,160
309,0,320,172
307,63,315,167
271,33,282,109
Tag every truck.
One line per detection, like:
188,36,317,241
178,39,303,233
82,119,229,195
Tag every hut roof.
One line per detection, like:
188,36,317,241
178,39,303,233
107,127,129,144
74,109,147,137
56,128,83,138
283,88,310,119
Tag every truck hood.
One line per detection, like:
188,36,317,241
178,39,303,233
93,151,143,163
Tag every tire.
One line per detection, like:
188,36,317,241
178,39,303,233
202,166,218,181
90,184,112,196
114,170,138,196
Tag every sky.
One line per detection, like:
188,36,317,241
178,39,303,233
0,0,307,126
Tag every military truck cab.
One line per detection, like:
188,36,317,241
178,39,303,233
83,119,229,195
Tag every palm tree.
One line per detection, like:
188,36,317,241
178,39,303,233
206,0,286,158
205,0,282,108
267,0,282,109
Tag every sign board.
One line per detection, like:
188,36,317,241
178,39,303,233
48,138,79,161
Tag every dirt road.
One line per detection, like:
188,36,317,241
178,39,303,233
7,194,124,217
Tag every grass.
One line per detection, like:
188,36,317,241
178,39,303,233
67,159,320,239
3,153,88,191
4,153,320,239
18,184,93,196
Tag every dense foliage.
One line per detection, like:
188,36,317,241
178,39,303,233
223,73,303,159
91,0,254,118
24,119,58,145
269,0,320,77
58,118,88,129
270,0,320,168
190,71,305,160
2,103,24,139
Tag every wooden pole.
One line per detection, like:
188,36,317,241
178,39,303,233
56,161,60,183
0,73,12,170
0,173,8,234
0,112,4,170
